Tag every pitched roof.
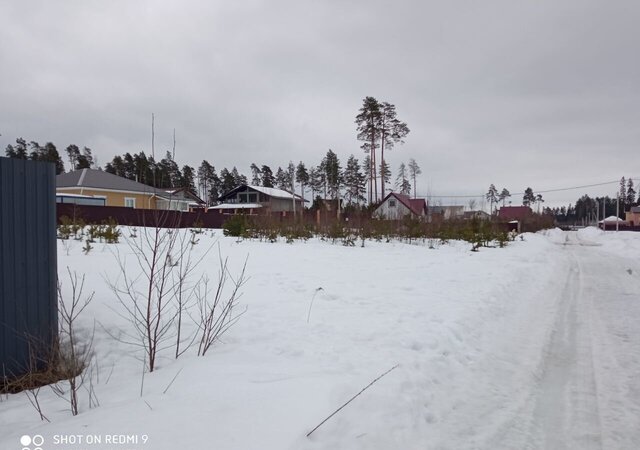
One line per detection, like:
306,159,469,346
497,206,532,220
57,168,162,195
56,168,207,203
380,192,427,216
219,184,306,201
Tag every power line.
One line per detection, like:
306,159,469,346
417,178,632,199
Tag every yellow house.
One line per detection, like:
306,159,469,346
56,168,202,210
626,206,640,226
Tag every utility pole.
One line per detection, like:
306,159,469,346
616,192,620,232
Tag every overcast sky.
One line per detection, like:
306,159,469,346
1,0,639,207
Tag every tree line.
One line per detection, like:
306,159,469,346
4,137,422,208
485,184,546,214
544,177,636,223
4,95,419,207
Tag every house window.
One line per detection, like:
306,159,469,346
239,192,258,203
124,197,136,208
389,199,396,208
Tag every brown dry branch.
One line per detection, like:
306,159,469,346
306,364,400,438
57,267,95,416
196,252,248,356
106,211,217,372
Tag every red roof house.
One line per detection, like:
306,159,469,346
497,206,532,221
374,192,427,220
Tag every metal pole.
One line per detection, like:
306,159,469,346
617,192,620,232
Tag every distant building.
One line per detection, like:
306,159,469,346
463,210,491,220
56,168,204,210
213,185,306,214
373,192,427,220
429,205,465,220
625,206,640,226
497,206,532,221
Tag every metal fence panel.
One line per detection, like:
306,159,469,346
0,157,57,381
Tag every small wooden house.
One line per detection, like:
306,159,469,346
373,192,427,220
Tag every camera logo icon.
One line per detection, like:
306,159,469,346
20,435,44,450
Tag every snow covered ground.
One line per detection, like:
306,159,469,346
1,227,639,449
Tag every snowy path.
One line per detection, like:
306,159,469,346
495,232,640,449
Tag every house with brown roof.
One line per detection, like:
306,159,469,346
56,168,204,210
497,205,533,221
373,192,427,220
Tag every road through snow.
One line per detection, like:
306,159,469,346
505,232,640,449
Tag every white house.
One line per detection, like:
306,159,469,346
374,192,427,220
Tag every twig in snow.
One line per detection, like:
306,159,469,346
163,367,184,394
306,364,399,438
306,287,324,323
140,355,146,398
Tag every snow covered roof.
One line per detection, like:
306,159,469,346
599,216,626,223
246,185,302,200
210,203,263,210
55,192,95,198
218,184,307,201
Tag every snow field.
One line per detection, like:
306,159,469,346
0,229,581,449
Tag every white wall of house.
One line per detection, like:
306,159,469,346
156,198,190,211
374,197,413,220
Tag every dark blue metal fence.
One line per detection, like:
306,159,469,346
0,157,58,382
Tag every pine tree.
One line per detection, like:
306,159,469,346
408,158,422,198
308,167,318,200
362,155,372,201
260,165,275,187
378,102,410,199
197,160,216,204
29,141,65,174
498,188,511,207
286,161,295,191
316,160,328,199
619,177,627,212
626,178,636,209
231,167,246,186
220,168,236,194
343,155,366,205
181,165,196,193
250,163,262,185
355,97,381,204
295,161,309,205
395,162,411,195
66,144,81,169
324,150,342,200
535,193,544,214
486,184,499,214
5,138,29,159
522,187,536,207
378,161,391,194
275,167,288,190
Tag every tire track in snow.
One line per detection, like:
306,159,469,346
526,235,603,449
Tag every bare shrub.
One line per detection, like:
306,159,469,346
108,212,215,371
56,268,95,415
196,253,248,356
